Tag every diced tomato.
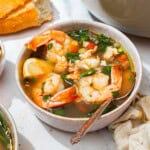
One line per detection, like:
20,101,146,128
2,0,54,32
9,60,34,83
117,54,128,62
70,45,79,53
70,41,79,53
86,42,96,49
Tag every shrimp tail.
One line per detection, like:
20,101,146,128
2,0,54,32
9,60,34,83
45,86,78,108
25,30,66,51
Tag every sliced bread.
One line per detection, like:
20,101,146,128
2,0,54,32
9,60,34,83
0,0,52,34
0,0,29,19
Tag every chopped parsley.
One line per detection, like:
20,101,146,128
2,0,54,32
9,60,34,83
118,46,124,53
47,43,53,50
102,66,111,76
52,107,65,116
61,71,74,86
97,34,113,52
102,103,116,114
128,75,134,82
23,78,36,84
66,52,80,63
67,29,113,52
67,29,89,42
112,91,119,98
81,68,96,77
43,95,51,101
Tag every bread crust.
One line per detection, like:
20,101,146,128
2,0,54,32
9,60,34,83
0,0,52,34
0,0,30,19
0,2,39,34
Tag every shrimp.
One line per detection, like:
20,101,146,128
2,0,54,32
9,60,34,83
103,46,118,60
25,30,66,51
75,46,100,70
26,30,79,53
44,86,78,108
26,30,80,73
77,66,122,104
31,73,78,108
47,52,68,73
79,49,97,60
66,69,80,80
116,54,130,70
32,84,77,108
75,56,100,70
31,73,64,101
43,73,64,95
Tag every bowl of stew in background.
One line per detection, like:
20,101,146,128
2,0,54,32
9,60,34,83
0,104,18,150
16,20,142,132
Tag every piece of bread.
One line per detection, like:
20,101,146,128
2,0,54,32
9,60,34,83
0,0,29,19
0,0,52,35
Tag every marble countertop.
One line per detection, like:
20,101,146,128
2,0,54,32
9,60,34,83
0,0,150,149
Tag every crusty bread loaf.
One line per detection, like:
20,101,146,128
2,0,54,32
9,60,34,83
0,0,52,34
0,0,29,19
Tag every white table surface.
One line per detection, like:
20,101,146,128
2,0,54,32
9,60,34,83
0,0,150,149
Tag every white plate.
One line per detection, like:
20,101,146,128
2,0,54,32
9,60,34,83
83,0,150,37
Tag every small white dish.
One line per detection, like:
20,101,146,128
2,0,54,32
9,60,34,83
0,104,18,150
0,41,5,76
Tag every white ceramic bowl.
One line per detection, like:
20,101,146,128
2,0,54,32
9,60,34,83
0,41,5,76
16,20,142,132
0,104,18,149
83,0,150,37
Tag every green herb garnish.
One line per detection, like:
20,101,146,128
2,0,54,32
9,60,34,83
67,29,113,52
0,114,12,146
81,68,96,77
79,48,86,54
118,46,124,53
87,104,99,116
66,52,80,63
61,70,69,78
128,75,134,82
102,66,111,76
24,78,36,83
97,34,113,52
47,43,53,50
98,34,113,45
98,43,107,52
52,107,65,116
112,91,119,98
0,134,9,145
102,103,116,114
67,29,89,42
43,95,51,101
61,71,74,86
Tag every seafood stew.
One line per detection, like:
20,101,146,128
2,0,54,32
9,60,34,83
22,29,135,118
0,113,13,150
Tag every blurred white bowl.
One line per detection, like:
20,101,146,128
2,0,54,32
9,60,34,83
83,0,150,37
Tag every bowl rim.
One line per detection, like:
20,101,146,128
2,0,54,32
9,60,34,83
0,104,18,150
16,20,142,122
